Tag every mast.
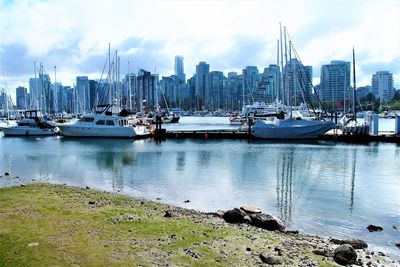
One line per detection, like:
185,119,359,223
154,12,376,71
276,39,280,104
108,43,111,105
54,66,57,115
352,47,357,121
284,26,291,117
279,23,284,108
128,61,131,110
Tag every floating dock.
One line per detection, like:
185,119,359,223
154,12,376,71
151,129,400,143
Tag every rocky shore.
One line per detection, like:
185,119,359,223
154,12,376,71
0,183,398,266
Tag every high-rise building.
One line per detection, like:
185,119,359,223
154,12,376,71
209,71,225,110
174,56,185,82
16,86,28,110
284,59,313,106
195,61,210,110
259,64,281,104
243,66,260,102
137,69,157,112
372,71,394,103
320,61,350,108
76,76,90,113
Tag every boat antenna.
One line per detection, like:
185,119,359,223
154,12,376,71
352,47,357,122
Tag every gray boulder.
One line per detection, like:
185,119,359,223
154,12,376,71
330,238,368,249
222,208,247,223
367,224,383,232
334,244,357,265
250,213,285,231
259,253,282,265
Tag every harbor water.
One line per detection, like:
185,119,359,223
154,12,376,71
0,117,399,256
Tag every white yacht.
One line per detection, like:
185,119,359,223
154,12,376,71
242,101,285,118
1,110,58,136
252,117,335,139
57,104,148,138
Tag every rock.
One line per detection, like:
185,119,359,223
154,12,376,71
392,225,398,231
20,184,26,187
240,204,262,214
222,208,246,223
377,251,385,256
164,211,172,218
246,247,251,251
367,224,383,232
27,242,39,247
183,200,190,203
156,197,162,200
88,201,95,205
330,238,368,249
313,249,333,257
259,253,282,265
243,215,252,224
396,243,400,249
249,213,285,231
4,172,10,176
284,230,299,234
85,186,90,189
334,244,357,266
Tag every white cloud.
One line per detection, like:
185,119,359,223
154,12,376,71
0,0,399,97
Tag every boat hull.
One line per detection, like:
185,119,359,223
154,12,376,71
252,118,335,139
1,126,57,136
58,124,140,138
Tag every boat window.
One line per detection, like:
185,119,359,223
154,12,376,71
80,117,94,122
96,120,105,125
106,120,115,126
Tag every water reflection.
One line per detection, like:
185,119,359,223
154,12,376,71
276,148,294,225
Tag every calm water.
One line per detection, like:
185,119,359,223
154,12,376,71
0,117,399,256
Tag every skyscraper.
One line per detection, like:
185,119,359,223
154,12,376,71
195,61,210,109
372,71,394,103
16,86,28,110
284,59,313,106
320,61,350,108
174,56,185,82
76,76,90,113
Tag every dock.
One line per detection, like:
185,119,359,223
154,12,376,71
150,129,400,143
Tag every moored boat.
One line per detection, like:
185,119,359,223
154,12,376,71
57,104,148,138
1,110,58,136
252,117,335,139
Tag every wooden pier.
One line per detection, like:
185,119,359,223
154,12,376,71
150,129,400,143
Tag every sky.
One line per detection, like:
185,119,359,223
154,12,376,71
0,0,399,100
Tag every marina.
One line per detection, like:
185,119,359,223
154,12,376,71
1,116,399,257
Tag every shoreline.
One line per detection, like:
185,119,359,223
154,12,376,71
0,183,398,266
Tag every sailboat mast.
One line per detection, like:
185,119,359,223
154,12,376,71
352,47,357,121
284,26,291,117
279,23,285,108
276,39,280,104
108,43,111,105
128,61,131,110
54,66,57,115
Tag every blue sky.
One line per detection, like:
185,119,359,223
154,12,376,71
0,0,399,99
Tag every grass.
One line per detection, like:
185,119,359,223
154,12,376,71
0,183,338,266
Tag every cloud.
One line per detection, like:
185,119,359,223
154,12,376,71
0,0,399,96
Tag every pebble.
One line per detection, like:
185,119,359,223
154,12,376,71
27,242,39,247
4,172,10,176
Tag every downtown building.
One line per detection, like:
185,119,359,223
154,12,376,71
371,71,394,103
195,61,210,110
320,60,350,109
284,59,313,107
16,86,28,110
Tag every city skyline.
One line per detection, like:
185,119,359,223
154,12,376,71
0,0,399,100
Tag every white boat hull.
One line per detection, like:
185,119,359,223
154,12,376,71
1,126,57,136
252,118,335,139
58,124,142,138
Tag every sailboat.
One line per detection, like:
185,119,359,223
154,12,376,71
252,25,335,139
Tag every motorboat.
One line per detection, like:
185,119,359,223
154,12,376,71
1,110,58,136
57,104,148,138
252,117,335,139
